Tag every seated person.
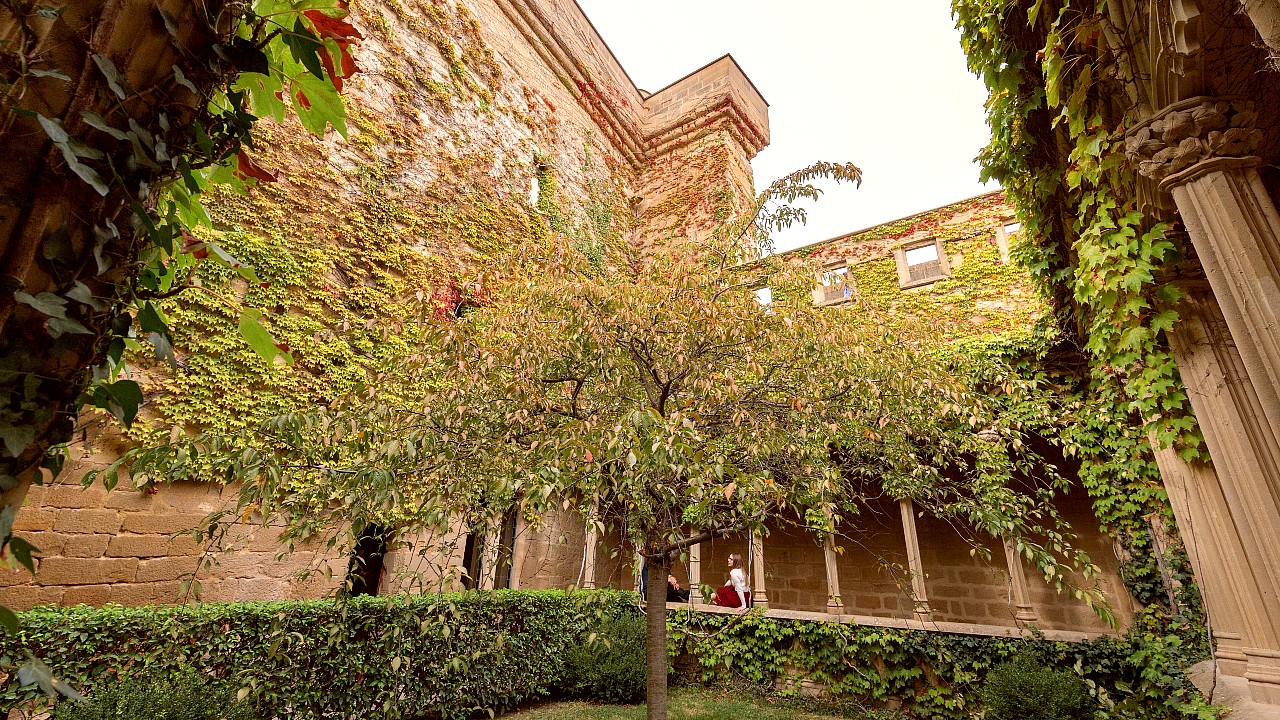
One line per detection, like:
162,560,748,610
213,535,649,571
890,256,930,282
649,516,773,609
710,553,750,610
666,575,690,603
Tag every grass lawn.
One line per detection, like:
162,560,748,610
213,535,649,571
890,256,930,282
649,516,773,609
502,686,861,720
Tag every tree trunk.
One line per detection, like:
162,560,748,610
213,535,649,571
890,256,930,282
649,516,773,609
645,552,669,720
0,3,225,517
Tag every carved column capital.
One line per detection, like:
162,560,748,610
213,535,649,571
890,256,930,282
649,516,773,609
1125,97,1264,189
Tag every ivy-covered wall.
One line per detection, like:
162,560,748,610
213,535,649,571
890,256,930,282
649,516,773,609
777,191,1040,342
5,0,770,610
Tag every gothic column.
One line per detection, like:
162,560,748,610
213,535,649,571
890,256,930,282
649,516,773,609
1128,98,1280,703
688,536,702,594
1002,538,1039,624
899,499,932,622
823,532,845,615
581,504,599,590
750,530,769,608
1152,442,1254,677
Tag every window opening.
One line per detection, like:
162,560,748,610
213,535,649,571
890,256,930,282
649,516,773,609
347,524,388,597
494,510,519,589
902,241,947,286
460,531,483,590
819,265,851,304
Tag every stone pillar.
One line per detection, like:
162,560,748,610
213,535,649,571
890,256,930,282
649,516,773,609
1162,290,1280,700
1152,443,1254,676
1128,98,1280,703
750,530,769,608
581,504,599,590
823,532,844,614
478,514,502,591
688,537,702,590
899,499,932,621
1002,538,1039,623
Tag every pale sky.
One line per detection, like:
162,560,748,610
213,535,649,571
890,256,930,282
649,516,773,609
575,0,996,251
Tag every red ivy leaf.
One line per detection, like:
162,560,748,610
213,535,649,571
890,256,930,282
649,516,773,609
303,10,363,41
295,90,312,110
235,150,279,183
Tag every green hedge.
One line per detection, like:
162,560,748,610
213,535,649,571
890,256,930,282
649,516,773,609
1,590,636,720
3,592,1215,720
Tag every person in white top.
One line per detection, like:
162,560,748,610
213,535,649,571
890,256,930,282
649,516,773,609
711,553,750,611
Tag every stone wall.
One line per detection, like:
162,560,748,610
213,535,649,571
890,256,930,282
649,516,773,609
4,475,340,608
4,0,768,611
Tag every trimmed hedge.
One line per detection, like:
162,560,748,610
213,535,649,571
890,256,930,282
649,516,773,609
1,590,636,720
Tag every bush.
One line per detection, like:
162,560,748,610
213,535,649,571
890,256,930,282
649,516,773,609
980,655,1098,720
563,612,647,704
51,673,257,720
2,590,636,720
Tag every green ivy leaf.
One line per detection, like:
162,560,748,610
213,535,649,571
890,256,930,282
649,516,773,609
239,309,294,366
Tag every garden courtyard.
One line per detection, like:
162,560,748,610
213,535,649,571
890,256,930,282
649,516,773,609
3,0,1280,719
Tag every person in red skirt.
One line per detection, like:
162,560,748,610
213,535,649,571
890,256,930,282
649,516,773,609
711,553,750,611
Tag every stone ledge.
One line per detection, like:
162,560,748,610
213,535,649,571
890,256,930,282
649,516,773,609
678,603,1112,643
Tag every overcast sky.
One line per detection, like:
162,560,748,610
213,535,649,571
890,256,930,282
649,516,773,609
574,0,996,251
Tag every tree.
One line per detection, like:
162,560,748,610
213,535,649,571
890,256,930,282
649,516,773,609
117,167,1107,720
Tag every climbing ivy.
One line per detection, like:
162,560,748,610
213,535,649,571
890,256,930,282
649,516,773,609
950,0,1207,603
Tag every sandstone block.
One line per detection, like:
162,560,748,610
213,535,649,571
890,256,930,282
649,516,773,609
0,585,46,610
62,534,111,558
0,567,36,587
120,513,206,535
137,556,200,583
166,535,206,556
12,507,56,532
19,485,46,506
53,509,122,534
16,530,68,556
110,581,183,606
236,578,289,601
933,584,972,598
106,534,173,558
853,594,883,610
44,486,110,509
38,557,137,585
104,490,159,511
60,584,112,607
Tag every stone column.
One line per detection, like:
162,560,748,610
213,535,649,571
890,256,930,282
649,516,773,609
1152,443,1254,676
1002,538,1039,623
899,499,932,621
478,514,502,591
823,532,845,615
688,537,702,591
1162,290,1280,700
1128,99,1280,703
750,530,769,608
581,504,599,590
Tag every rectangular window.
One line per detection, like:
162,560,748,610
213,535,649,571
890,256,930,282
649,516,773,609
895,239,950,289
818,265,851,304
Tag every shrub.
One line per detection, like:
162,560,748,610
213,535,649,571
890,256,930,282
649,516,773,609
2,590,636,720
980,654,1098,720
563,612,647,704
51,673,258,720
